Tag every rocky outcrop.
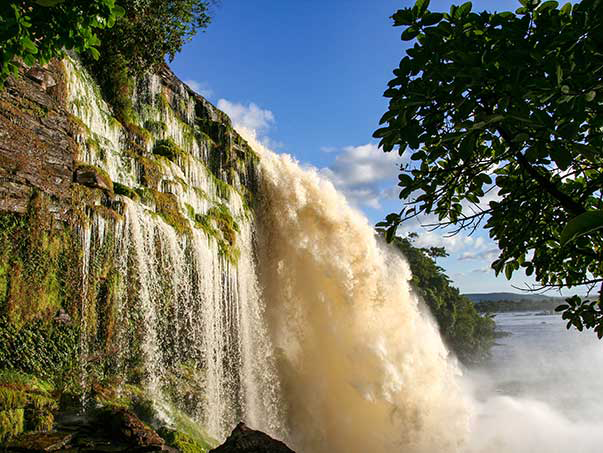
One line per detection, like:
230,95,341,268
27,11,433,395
0,61,77,219
209,423,295,453
4,408,176,452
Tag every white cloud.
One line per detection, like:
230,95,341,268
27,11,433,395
217,99,275,134
459,248,499,262
320,146,337,153
184,79,213,98
410,231,489,254
319,144,404,209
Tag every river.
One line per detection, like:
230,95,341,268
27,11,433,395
467,311,603,452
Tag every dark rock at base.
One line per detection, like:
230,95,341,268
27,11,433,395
209,423,295,453
102,407,165,450
5,431,73,451
4,408,176,452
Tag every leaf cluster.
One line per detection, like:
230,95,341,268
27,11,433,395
0,0,124,87
91,0,211,78
375,0,603,335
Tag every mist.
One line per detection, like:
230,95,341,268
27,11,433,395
465,313,603,453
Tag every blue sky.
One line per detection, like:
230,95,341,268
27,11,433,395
169,0,551,294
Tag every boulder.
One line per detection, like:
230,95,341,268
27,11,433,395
74,163,113,193
209,423,295,453
103,407,165,450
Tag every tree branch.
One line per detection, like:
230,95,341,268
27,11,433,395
497,127,586,216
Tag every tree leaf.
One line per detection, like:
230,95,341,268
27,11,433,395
416,0,430,17
20,37,38,54
401,26,420,41
35,0,65,6
422,12,443,26
560,210,603,246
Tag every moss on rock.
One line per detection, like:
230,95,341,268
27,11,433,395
153,138,186,162
114,182,140,201
151,190,191,235
0,408,24,442
159,426,214,453
0,370,59,440
0,194,80,326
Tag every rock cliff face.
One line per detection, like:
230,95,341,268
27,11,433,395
0,57,280,450
0,60,76,218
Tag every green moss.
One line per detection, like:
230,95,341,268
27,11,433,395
0,262,8,309
211,175,231,201
158,406,217,453
0,371,59,435
189,203,240,265
152,191,191,235
24,408,53,432
134,187,155,205
0,195,79,326
193,187,209,200
0,388,27,411
0,371,53,394
206,204,239,245
114,182,140,201
159,426,215,453
144,120,167,135
0,408,24,442
138,156,163,189
153,138,186,162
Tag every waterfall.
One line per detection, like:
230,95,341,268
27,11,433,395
247,129,469,453
64,57,469,452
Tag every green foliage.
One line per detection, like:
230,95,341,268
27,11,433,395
0,197,80,326
97,0,211,75
475,298,562,313
82,0,210,122
0,0,124,87
0,319,79,381
159,426,214,453
153,138,186,162
386,232,495,364
376,0,603,336
0,370,58,438
0,408,24,442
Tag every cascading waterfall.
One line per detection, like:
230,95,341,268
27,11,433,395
65,56,471,452
245,130,469,453
79,200,284,440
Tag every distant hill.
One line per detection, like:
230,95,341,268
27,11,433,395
463,292,564,313
463,292,559,303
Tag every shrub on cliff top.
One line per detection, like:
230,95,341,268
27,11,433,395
96,0,211,75
0,0,124,87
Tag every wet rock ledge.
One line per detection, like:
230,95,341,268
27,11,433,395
3,414,295,453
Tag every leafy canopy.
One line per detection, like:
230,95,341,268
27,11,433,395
95,0,211,76
375,0,603,335
0,0,125,86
